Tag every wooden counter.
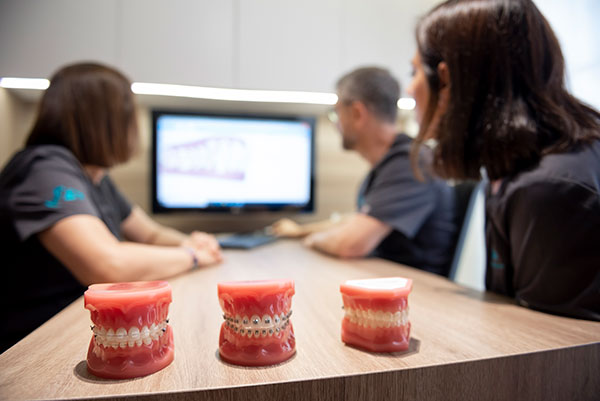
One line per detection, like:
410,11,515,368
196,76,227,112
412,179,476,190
1,240,598,400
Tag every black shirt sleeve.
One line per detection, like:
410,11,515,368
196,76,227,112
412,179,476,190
8,153,99,241
362,153,436,239
99,175,132,222
486,180,600,320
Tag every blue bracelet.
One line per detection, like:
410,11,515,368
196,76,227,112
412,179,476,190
184,247,199,270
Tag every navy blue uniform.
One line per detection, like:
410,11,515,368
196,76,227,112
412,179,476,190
0,145,132,352
358,134,457,276
486,139,600,321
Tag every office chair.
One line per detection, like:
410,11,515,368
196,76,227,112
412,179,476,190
447,180,485,281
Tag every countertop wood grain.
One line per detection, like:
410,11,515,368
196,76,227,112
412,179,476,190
1,240,598,400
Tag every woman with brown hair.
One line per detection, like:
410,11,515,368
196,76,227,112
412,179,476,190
0,62,222,352
407,0,600,320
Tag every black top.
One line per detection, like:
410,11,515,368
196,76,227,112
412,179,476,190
358,134,457,276
486,139,600,321
0,145,132,352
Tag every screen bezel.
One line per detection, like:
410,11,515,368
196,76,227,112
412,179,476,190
151,109,316,214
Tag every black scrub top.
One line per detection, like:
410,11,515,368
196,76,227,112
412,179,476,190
358,134,457,276
0,145,132,352
486,139,600,321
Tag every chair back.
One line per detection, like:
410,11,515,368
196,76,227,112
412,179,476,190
447,181,484,281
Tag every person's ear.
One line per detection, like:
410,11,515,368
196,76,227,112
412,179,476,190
437,61,450,113
437,61,450,89
350,101,368,126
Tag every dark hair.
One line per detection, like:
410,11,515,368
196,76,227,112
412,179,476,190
336,67,400,123
26,62,139,167
413,0,600,180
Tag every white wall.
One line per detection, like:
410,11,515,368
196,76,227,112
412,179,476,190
535,0,600,110
0,0,441,93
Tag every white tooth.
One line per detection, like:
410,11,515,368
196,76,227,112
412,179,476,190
143,336,152,345
116,327,127,341
250,315,260,327
136,339,143,346
261,314,272,328
106,328,115,342
128,339,135,347
141,326,150,339
99,327,107,336
111,344,118,350
120,342,127,349
150,323,157,333
151,332,159,341
129,326,140,340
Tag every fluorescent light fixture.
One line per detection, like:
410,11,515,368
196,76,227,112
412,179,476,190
0,77,50,90
0,77,416,110
131,82,338,105
398,97,416,110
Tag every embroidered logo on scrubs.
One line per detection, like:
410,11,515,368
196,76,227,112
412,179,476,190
490,249,504,270
44,185,85,208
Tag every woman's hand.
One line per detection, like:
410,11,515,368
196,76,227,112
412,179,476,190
182,231,223,267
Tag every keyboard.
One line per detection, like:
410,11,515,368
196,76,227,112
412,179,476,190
218,232,278,249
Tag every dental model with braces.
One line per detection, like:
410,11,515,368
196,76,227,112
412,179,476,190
340,277,413,353
218,279,296,366
84,281,175,379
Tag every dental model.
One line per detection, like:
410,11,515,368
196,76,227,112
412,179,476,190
340,277,413,352
84,281,174,379
218,279,295,366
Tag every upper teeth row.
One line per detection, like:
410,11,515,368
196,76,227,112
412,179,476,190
344,307,409,328
91,321,168,348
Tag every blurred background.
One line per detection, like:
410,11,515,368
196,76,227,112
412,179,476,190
0,0,598,250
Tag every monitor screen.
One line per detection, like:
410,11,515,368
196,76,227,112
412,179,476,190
151,110,315,213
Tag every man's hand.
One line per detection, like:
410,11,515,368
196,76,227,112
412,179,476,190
270,218,307,238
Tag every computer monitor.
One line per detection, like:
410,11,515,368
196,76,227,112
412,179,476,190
151,110,316,214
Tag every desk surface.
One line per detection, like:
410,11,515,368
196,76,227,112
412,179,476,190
1,240,599,401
